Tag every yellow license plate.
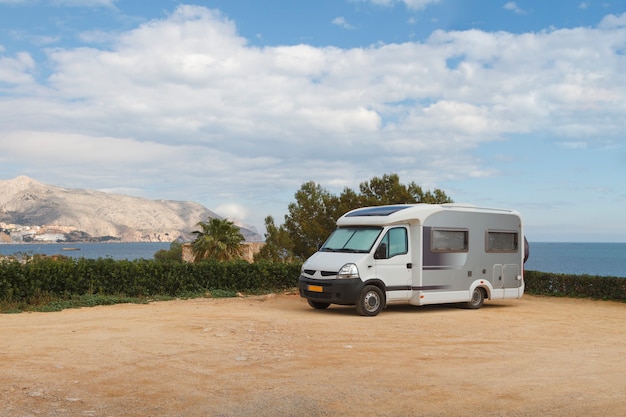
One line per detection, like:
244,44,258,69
308,285,323,293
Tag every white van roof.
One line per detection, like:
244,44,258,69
336,203,520,227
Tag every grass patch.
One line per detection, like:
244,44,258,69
206,289,239,298
30,288,284,312
0,291,242,313
2,294,151,313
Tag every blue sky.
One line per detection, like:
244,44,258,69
1,0,625,242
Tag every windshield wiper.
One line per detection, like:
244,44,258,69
322,247,363,253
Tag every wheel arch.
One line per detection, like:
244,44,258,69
470,280,493,301
362,278,387,304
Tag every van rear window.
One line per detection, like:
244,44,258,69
486,231,518,252
431,229,469,252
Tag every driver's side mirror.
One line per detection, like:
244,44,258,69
374,243,387,259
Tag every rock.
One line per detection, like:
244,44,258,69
0,176,262,243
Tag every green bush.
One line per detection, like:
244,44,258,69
153,241,183,262
0,257,302,309
2,257,624,312
524,270,626,301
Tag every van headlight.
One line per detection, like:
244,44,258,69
337,263,359,279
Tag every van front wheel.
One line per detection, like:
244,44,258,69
356,285,385,316
467,288,485,309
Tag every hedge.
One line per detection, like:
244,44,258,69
0,257,301,304
524,270,626,301
1,258,624,306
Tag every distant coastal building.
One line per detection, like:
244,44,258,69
33,233,66,242
0,223,81,243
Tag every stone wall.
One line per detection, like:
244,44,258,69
181,244,193,262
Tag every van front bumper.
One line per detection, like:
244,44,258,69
298,276,364,305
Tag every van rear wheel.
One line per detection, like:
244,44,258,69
467,288,485,309
356,285,385,316
307,300,330,310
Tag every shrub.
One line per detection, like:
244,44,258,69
524,270,626,301
0,257,301,309
3,258,623,312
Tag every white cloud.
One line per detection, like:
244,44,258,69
332,17,354,30
503,2,526,15
351,0,439,10
214,203,250,223
50,0,117,7
0,51,35,84
402,0,440,10
0,131,177,165
598,12,626,28
1,5,626,231
557,141,588,149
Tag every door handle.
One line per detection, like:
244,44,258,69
406,263,412,269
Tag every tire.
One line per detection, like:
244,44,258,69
307,299,330,310
355,285,385,316
467,287,485,309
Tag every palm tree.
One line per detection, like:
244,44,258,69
191,218,245,262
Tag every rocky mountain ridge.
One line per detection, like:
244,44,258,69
0,176,261,243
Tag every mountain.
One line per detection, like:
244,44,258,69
0,176,262,243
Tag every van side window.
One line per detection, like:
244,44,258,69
486,230,518,252
431,229,468,252
375,227,408,259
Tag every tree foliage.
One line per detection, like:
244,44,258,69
264,173,453,261
358,173,453,205
191,218,244,262
254,216,295,263
283,181,340,260
153,241,183,262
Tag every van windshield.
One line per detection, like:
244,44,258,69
321,227,383,253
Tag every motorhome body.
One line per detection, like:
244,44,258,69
298,204,527,316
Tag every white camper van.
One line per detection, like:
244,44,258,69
298,204,527,316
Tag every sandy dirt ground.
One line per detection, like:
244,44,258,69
1,293,625,417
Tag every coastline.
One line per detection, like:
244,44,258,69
1,241,625,278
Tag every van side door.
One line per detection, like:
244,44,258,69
374,226,412,302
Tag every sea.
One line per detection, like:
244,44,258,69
524,242,626,278
0,242,171,262
0,241,625,278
